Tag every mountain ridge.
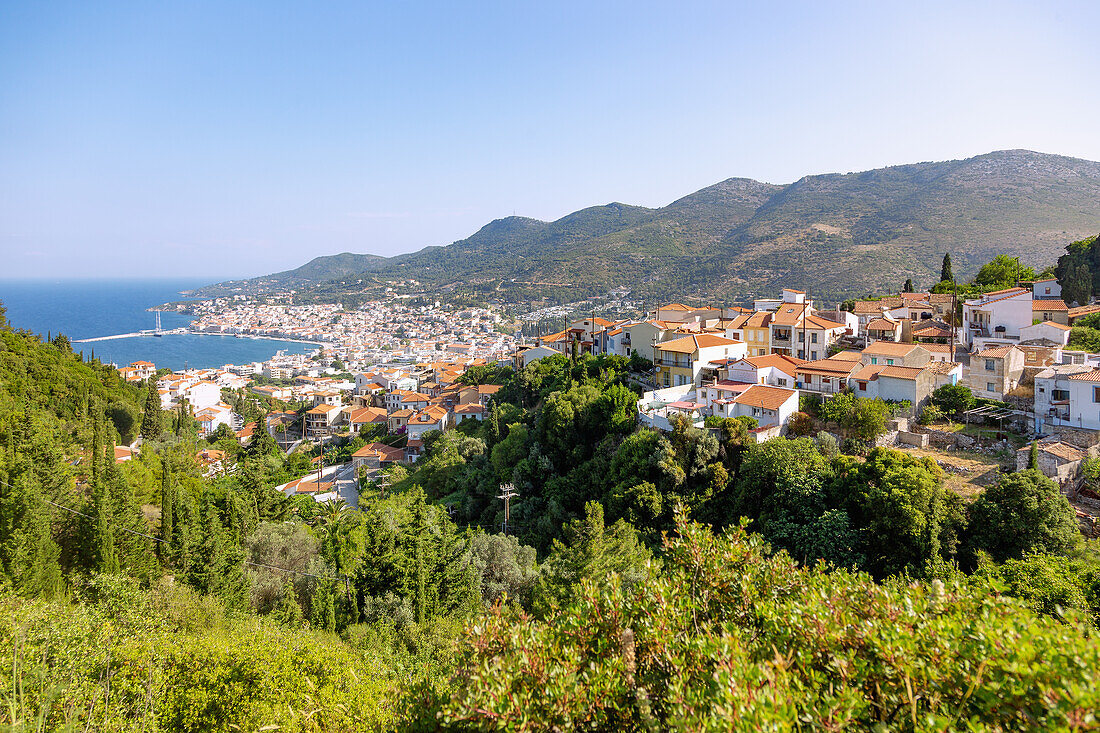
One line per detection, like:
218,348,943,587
193,149,1100,304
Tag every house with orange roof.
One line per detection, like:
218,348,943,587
603,320,678,359
346,406,388,433
251,384,294,401
654,333,746,388
1034,364,1100,431
196,448,228,477
458,384,501,406
1019,320,1072,347
962,287,1032,347
454,403,487,423
865,315,903,344
406,405,450,440
860,342,932,368
722,311,773,357
1014,438,1089,484
718,354,803,389
194,402,235,437
567,316,615,341
795,355,862,395
713,384,800,430
236,422,256,446
1068,304,1100,324
970,345,1025,401
277,473,336,498
1031,298,1070,326
910,320,954,343
387,408,415,434
352,442,406,472
849,364,936,409
769,302,848,361
305,403,343,439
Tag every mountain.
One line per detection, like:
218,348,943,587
185,252,394,295
194,150,1100,304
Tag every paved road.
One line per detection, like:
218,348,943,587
331,462,360,509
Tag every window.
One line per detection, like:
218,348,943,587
752,407,762,417
811,333,818,343
1043,312,1051,321
987,382,996,392
985,359,995,371
1045,287,1052,295
1094,387,1100,404
777,378,788,387
870,357,878,365
858,382,866,391
886,359,895,365
811,351,818,360
1053,389,1070,401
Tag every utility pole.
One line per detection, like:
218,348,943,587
950,279,958,363
497,483,518,536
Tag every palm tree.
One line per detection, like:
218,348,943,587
313,498,348,528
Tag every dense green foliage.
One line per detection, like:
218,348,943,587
404,514,1100,730
1056,233,1100,306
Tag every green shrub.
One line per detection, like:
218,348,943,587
919,404,943,425
402,514,1100,730
786,411,814,436
0,581,391,732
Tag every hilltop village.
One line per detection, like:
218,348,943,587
115,278,1100,531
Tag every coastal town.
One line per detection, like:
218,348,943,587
113,278,1100,530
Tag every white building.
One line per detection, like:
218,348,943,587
962,287,1033,348
1034,365,1100,432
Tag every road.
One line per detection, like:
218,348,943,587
331,461,360,509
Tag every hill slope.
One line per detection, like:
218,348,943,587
195,150,1100,304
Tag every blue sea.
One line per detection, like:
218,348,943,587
0,278,316,370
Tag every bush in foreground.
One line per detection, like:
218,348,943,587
0,576,391,732
402,513,1100,731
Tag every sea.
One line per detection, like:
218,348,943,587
0,278,317,371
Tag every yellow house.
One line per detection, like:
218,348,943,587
654,334,747,387
723,311,772,357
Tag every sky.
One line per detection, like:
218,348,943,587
1,0,1099,281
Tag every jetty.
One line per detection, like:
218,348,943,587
73,328,185,343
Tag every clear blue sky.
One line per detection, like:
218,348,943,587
2,1,1098,280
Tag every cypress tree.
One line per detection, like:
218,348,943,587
274,579,304,626
310,580,337,631
486,401,504,450
0,471,63,598
903,278,915,293
140,377,163,440
90,407,103,488
941,252,953,283
1028,440,1039,470
93,468,119,574
160,461,174,550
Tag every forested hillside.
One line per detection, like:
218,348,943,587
196,150,1100,305
3,306,1100,730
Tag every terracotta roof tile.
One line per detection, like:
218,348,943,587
731,384,797,410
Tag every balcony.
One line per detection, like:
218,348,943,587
656,357,691,368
